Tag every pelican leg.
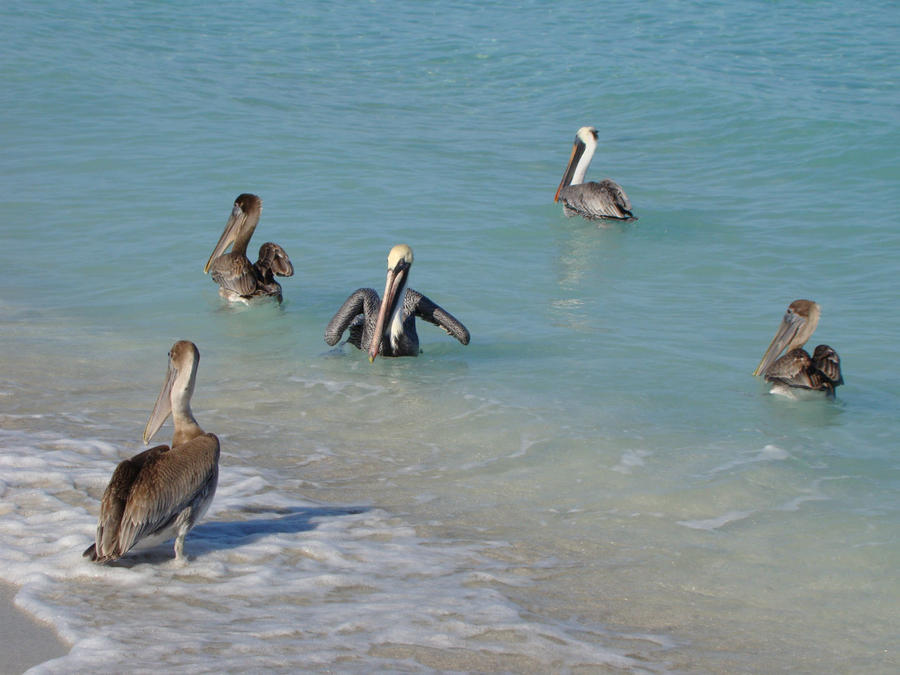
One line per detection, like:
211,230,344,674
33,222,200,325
174,533,185,560
172,507,195,560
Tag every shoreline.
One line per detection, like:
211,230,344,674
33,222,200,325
0,582,68,673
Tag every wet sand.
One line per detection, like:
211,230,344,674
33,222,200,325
0,583,68,674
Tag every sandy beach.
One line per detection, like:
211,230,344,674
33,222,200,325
1,583,67,674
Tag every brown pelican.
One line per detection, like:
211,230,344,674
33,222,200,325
204,193,294,303
83,341,219,563
554,126,636,222
324,244,470,362
753,299,844,397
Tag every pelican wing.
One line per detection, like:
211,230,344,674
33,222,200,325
765,347,840,394
764,348,814,386
407,289,470,345
255,242,294,278
250,243,292,302
209,254,259,297
812,344,844,385
559,180,636,221
114,433,220,558
88,444,171,562
324,288,380,346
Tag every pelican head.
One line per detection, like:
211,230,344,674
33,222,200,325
204,194,263,273
555,126,599,202
753,299,821,376
575,125,599,147
143,340,201,445
368,244,414,362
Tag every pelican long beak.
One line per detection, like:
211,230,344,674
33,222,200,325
555,140,585,202
753,311,805,376
367,263,408,363
204,204,245,273
143,360,176,444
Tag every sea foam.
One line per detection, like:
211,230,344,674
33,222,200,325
0,427,648,673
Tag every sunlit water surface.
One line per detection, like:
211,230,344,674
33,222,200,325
1,1,898,672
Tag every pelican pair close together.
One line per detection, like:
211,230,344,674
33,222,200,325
205,193,294,303
754,300,844,398
84,341,218,563
325,244,470,361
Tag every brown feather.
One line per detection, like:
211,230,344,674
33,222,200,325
115,434,219,557
812,344,844,385
90,445,170,562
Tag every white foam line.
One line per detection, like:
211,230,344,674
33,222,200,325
677,510,755,531
0,427,667,673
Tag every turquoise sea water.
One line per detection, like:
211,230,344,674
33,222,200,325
2,1,899,672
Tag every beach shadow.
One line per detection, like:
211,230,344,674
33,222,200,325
191,504,369,553
96,505,368,566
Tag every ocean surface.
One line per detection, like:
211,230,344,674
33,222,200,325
2,1,899,672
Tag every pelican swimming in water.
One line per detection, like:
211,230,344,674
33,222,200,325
204,193,294,303
554,126,636,222
83,340,219,563
753,299,844,398
325,244,470,361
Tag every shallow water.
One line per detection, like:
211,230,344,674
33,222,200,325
2,1,899,672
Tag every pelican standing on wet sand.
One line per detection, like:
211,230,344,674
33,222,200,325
83,340,219,563
753,299,844,397
554,126,637,222
325,244,470,361
204,193,294,303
